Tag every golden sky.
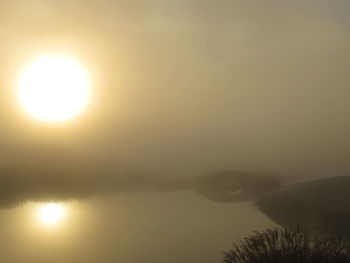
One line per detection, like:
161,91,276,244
0,0,349,176
0,1,350,262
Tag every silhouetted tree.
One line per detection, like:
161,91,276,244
223,225,350,263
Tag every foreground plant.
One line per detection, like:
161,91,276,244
223,226,350,263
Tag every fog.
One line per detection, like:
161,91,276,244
0,0,350,262
0,144,191,208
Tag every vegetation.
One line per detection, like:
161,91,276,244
223,226,350,263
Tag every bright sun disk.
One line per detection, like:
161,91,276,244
18,55,91,122
37,203,66,224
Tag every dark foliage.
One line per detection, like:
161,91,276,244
223,226,350,263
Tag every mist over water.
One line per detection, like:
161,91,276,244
0,0,350,262
0,193,275,263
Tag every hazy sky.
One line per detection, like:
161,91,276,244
0,1,350,262
0,0,350,179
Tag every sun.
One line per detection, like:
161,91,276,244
37,203,66,225
18,55,91,122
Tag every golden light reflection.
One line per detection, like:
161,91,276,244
18,55,91,122
37,203,67,225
